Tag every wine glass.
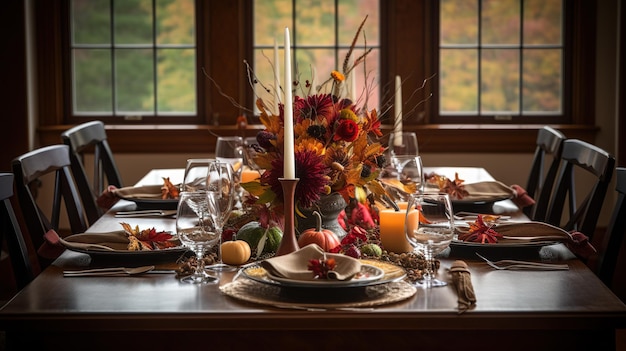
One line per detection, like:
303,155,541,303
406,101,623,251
176,191,220,284
405,192,455,288
215,136,244,207
205,161,237,272
391,155,425,200
389,132,419,157
243,136,262,168
180,158,213,192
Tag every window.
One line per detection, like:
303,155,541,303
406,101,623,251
252,0,380,110
34,0,596,154
70,0,196,119
438,0,564,123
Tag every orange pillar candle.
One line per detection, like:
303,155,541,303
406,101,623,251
379,207,419,253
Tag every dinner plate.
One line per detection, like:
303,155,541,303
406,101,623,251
449,240,556,260
241,262,402,289
114,184,180,210
449,221,570,259
451,193,513,206
66,246,189,264
122,197,179,210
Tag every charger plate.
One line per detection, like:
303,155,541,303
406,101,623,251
241,259,406,289
220,279,416,310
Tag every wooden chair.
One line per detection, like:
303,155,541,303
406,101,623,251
525,126,566,220
61,121,123,224
544,139,616,241
12,145,89,269
0,173,35,290
596,167,626,287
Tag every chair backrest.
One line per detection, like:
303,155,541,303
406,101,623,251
525,126,566,219
12,144,89,268
61,121,123,224
0,173,35,290
545,139,616,240
597,167,626,286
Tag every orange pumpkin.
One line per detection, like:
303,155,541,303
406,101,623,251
297,211,341,252
220,240,251,265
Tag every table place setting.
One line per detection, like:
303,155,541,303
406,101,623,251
43,223,187,264
97,176,182,210
219,244,417,310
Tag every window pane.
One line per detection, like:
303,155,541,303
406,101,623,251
440,0,478,45
254,47,279,114
338,0,379,46
338,48,379,108
481,49,519,113
524,0,562,45
296,48,335,94
295,0,335,46
253,0,380,111
73,49,112,113
114,0,153,45
254,0,292,47
115,49,154,113
157,0,195,45
440,49,478,113
72,0,110,44
158,48,196,114
482,0,520,45
523,49,561,113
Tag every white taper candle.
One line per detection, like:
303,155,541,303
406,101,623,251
283,28,296,179
393,75,403,147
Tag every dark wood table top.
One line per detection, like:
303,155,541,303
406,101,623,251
2,167,625,350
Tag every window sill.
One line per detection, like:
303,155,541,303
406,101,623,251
38,124,599,154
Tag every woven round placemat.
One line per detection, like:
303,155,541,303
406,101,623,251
220,278,417,310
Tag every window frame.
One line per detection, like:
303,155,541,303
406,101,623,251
62,0,207,125
435,0,568,124
35,0,598,154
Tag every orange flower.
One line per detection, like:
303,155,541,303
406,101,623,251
331,70,345,82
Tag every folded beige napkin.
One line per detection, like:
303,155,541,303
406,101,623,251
424,181,515,202
457,220,573,245
381,178,514,202
492,221,572,242
459,181,516,201
44,230,131,251
449,260,476,314
113,185,166,199
260,244,362,281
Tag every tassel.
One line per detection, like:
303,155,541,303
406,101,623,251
449,260,477,314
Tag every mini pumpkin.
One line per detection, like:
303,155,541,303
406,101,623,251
220,240,251,265
297,211,341,252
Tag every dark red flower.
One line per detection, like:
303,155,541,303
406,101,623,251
263,150,331,209
294,94,335,122
333,119,359,142
294,150,331,208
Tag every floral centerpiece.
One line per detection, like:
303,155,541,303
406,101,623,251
242,16,389,229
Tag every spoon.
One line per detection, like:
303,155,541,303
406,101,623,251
63,265,155,277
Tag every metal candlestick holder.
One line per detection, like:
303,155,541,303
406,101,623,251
275,178,300,256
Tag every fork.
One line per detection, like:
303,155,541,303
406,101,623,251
475,253,569,271
115,210,177,218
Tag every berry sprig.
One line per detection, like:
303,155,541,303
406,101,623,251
307,257,337,279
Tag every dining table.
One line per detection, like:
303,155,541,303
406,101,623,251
1,167,625,350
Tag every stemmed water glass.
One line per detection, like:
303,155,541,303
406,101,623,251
389,132,419,158
180,158,213,192
215,136,244,208
405,192,455,288
391,155,425,200
176,191,220,284
205,161,237,272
